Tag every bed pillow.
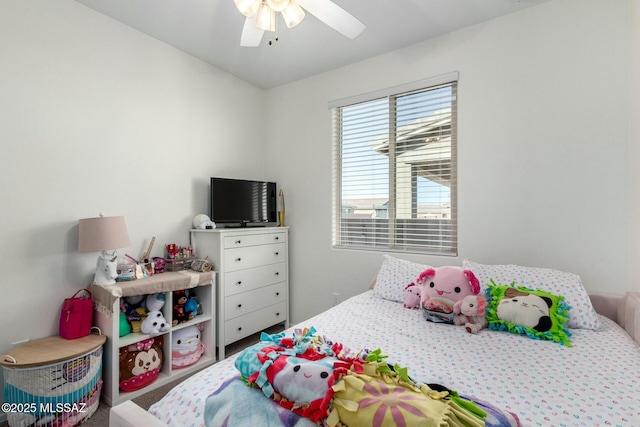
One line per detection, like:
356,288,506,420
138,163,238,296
373,255,431,303
485,282,572,346
462,259,599,330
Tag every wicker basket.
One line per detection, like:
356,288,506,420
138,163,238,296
2,345,103,427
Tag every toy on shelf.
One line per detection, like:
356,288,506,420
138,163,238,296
141,293,170,336
172,289,197,326
122,295,146,334
153,257,166,274
119,312,130,337
120,293,171,336
116,260,136,282
119,337,164,392
171,324,205,369
141,311,170,336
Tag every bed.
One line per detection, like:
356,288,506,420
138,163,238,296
109,258,640,427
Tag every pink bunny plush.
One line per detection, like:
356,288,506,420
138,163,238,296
453,295,488,333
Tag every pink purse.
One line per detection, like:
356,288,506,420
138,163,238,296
59,289,94,340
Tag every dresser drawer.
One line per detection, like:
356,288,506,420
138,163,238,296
224,232,287,249
224,282,287,321
224,243,286,272
224,263,286,297
224,301,287,345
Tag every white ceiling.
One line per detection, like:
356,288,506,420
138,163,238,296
74,0,549,89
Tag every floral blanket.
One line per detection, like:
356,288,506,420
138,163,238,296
204,328,519,427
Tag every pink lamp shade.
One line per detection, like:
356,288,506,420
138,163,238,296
78,216,131,253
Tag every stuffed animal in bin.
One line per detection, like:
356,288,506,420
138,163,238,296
172,289,197,326
171,324,205,368
453,295,488,334
417,266,480,324
119,337,164,392
403,282,421,309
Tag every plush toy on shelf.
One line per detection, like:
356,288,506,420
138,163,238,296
119,312,131,337
417,266,480,324
172,289,197,326
141,311,171,336
453,294,488,334
141,293,170,336
119,337,164,392
171,324,205,368
123,295,146,333
146,293,165,312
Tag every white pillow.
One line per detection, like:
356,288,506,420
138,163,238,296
462,259,599,330
373,255,431,303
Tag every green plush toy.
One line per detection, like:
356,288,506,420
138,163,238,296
119,312,131,337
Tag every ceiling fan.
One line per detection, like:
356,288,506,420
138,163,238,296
234,0,365,47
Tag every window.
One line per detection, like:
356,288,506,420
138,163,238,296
330,73,458,255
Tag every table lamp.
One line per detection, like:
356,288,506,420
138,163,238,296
78,214,131,285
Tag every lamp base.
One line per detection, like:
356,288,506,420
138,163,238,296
93,251,119,286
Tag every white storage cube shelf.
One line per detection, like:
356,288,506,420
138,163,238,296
93,273,216,406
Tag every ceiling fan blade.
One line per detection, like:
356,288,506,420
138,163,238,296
297,0,365,40
240,15,264,47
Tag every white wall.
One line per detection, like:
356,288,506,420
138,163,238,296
265,0,637,323
630,0,640,296
0,0,265,380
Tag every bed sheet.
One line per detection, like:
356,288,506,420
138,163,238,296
148,290,640,427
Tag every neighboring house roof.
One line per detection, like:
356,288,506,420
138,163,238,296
370,108,452,187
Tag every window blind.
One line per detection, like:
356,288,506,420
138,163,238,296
331,74,458,255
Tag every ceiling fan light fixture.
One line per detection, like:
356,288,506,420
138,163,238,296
282,0,305,28
266,0,289,12
234,0,261,17
256,2,276,32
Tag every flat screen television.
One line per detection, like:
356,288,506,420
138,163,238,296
210,177,277,227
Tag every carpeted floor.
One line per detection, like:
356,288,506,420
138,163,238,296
1,326,284,427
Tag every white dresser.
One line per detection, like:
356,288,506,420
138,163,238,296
190,227,289,359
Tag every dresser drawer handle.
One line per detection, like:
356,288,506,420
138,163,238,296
276,312,280,316
275,272,279,276
276,292,280,296
275,236,279,240
238,327,242,331
236,281,242,286
235,257,242,262
237,304,242,308
275,252,279,256
235,240,242,244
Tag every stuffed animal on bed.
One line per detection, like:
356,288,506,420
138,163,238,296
271,356,336,403
496,287,553,332
403,282,421,309
417,266,481,324
453,295,488,333
231,328,489,427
